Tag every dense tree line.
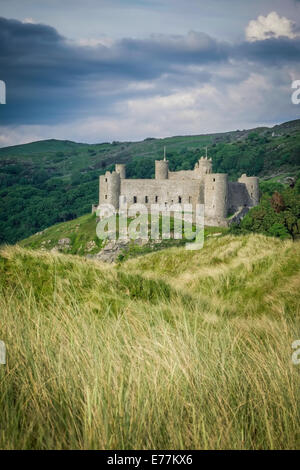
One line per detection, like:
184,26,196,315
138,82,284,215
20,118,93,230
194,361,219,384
230,175,300,240
0,170,99,244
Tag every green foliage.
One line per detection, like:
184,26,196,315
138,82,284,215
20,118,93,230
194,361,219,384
268,222,289,239
235,183,300,240
259,180,285,196
295,172,300,194
127,156,155,179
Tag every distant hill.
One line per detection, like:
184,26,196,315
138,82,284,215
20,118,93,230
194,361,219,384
0,119,300,244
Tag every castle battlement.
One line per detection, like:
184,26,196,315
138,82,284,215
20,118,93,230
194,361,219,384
96,155,259,226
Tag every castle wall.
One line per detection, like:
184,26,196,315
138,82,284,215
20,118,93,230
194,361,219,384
227,182,250,212
168,170,201,180
120,179,203,209
168,158,212,180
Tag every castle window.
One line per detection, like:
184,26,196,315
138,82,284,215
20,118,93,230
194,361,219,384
178,196,182,203
189,196,191,203
105,195,107,199
145,196,148,203
105,178,107,182
133,196,137,203
213,178,215,182
155,196,158,202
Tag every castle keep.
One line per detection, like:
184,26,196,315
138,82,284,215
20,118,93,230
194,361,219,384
97,154,259,227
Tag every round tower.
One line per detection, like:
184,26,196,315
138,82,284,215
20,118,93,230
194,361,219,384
99,172,108,205
115,163,126,179
204,173,228,220
238,174,259,206
197,157,212,177
100,171,120,209
155,159,169,180
108,171,121,209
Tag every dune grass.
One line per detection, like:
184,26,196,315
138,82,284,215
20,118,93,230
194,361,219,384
0,235,299,449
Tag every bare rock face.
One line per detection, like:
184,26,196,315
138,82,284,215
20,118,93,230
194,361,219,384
86,240,97,252
49,238,72,253
94,239,129,263
89,238,149,263
58,238,71,247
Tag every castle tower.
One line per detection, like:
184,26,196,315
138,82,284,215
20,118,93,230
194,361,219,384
115,163,126,179
195,156,212,178
238,174,259,206
155,159,169,179
99,171,121,209
204,173,228,220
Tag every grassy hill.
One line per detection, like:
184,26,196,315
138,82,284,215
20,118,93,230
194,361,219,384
0,234,299,449
19,212,228,259
0,119,300,245
20,213,103,256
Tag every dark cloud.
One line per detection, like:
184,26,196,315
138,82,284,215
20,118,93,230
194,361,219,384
0,18,229,125
0,16,299,128
235,36,300,65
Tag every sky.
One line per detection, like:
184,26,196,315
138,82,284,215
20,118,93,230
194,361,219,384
0,0,300,146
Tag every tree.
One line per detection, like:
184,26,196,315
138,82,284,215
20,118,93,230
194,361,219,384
238,187,300,241
279,188,300,241
271,191,285,213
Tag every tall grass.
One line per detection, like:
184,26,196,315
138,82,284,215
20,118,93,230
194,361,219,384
0,235,299,449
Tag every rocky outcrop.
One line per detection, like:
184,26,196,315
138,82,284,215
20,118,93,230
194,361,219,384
48,238,71,253
58,238,71,247
86,240,97,252
227,206,250,225
94,239,130,263
88,238,154,263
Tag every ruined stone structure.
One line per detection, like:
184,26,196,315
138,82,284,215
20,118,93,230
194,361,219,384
96,154,259,227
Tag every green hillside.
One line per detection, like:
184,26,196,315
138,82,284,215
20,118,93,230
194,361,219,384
20,213,102,256
1,119,300,244
0,234,299,449
19,212,228,260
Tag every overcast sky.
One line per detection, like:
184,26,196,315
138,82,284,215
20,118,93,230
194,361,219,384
0,0,300,146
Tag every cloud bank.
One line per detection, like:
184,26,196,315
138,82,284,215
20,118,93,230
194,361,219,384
0,13,299,146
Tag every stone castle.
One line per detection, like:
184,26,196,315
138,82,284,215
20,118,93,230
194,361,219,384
96,152,259,227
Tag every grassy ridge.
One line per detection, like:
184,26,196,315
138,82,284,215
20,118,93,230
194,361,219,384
20,213,102,256
19,212,228,258
0,234,299,449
